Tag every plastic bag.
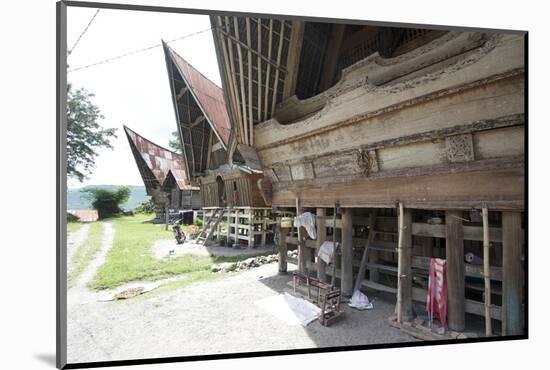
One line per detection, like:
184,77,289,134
348,290,373,310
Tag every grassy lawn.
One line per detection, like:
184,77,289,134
90,213,242,290
67,221,83,234
68,222,103,287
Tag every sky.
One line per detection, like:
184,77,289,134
66,7,221,189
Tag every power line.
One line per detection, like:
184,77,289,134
67,27,213,73
68,9,101,56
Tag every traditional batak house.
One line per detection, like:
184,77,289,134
162,42,273,247
207,17,525,337
124,125,200,221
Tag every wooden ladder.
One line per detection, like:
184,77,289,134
196,208,225,246
354,210,399,295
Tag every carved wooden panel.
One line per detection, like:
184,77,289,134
445,134,474,163
356,149,379,176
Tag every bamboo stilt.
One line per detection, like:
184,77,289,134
331,205,337,288
396,202,404,323
316,208,327,283
482,205,492,336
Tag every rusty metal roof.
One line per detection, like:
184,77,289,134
166,169,199,191
165,44,231,146
124,126,193,190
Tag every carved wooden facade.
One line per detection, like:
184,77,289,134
210,19,525,336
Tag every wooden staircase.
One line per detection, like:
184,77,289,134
195,208,226,246
354,210,399,295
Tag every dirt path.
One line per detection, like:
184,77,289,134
67,223,90,272
68,222,115,305
67,262,416,364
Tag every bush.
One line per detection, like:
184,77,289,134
194,218,203,227
133,198,155,214
81,186,131,219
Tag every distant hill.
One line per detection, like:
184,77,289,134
67,185,150,211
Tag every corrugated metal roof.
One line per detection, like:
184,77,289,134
166,45,231,146
124,126,192,189
168,169,199,191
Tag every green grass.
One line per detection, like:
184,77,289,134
89,214,240,290
68,222,103,287
67,221,82,234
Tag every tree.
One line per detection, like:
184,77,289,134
168,131,182,153
67,84,117,182
81,186,131,219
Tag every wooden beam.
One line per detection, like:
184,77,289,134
248,210,254,248
502,211,524,335
217,27,288,73
233,17,249,145
211,141,223,152
221,16,244,145
411,222,524,243
245,18,254,146
270,20,286,117
324,215,371,228
279,226,289,274
176,86,188,101
482,205,492,336
189,115,206,129
283,21,305,99
397,204,414,322
341,208,353,297
285,236,316,248
205,130,213,170
263,19,274,121
316,208,327,283
296,197,306,273
353,209,377,293
412,255,503,281
446,210,465,331
271,167,524,211
411,286,502,320
257,18,263,123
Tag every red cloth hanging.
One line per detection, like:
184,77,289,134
426,258,448,329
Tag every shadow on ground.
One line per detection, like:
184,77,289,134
256,263,418,348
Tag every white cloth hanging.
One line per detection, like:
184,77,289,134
294,212,316,239
317,241,336,264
